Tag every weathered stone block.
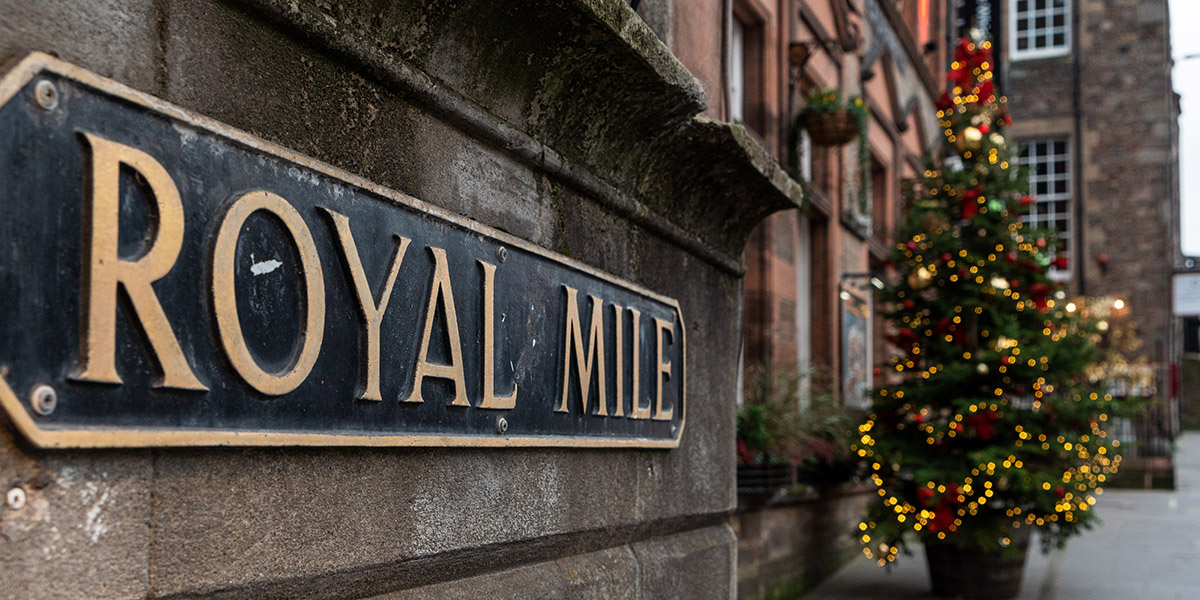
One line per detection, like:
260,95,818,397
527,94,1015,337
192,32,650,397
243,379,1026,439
630,524,737,598
0,0,159,93
375,544,639,599
0,428,150,600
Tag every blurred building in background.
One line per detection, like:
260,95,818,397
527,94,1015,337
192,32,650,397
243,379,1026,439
647,0,950,595
990,0,1181,486
638,0,1182,595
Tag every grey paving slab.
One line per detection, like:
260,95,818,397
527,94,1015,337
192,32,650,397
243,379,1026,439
1041,433,1200,600
802,433,1200,599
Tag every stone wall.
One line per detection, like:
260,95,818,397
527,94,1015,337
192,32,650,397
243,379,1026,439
0,1,801,597
732,489,873,600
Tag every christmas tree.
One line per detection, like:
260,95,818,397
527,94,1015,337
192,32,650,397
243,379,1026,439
854,36,1131,565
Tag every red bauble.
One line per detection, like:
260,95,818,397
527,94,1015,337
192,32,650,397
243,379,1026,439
935,91,954,111
917,487,935,506
962,201,978,219
906,240,919,252
1020,195,1035,206
977,81,994,101
1054,256,1069,269
903,299,916,310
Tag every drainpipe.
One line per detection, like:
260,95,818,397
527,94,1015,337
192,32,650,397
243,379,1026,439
1072,0,1086,294
723,0,733,122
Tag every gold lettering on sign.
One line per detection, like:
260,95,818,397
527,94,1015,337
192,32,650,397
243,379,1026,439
76,133,206,390
611,303,624,417
652,317,674,421
322,208,410,401
212,191,326,395
557,286,607,416
628,308,650,419
478,261,516,410
404,247,468,406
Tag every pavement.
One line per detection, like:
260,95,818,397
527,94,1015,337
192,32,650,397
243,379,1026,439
802,432,1200,599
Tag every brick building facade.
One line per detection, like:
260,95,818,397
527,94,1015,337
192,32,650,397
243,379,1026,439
660,0,950,595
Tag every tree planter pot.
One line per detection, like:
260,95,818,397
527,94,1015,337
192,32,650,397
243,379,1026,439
924,526,1031,599
800,109,859,146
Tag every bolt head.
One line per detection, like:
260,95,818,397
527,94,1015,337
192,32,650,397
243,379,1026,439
30,384,57,416
6,487,26,511
33,80,59,111
496,417,508,435
497,247,508,263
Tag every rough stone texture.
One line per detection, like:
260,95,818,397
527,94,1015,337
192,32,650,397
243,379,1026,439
0,0,801,596
377,523,734,600
0,0,160,93
631,524,737,598
0,426,151,600
149,448,647,597
732,490,873,600
375,544,639,600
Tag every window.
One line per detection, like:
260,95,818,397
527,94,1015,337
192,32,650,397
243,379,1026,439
799,128,813,182
1019,138,1072,279
1010,0,1070,59
917,0,931,46
728,7,763,132
729,18,745,123
871,156,889,243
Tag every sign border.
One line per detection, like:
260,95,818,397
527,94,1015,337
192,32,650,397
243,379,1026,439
0,53,687,449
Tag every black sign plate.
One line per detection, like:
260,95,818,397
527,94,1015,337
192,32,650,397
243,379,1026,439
0,54,686,448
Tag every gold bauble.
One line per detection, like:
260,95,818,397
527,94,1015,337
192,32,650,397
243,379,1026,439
956,126,983,151
908,266,934,290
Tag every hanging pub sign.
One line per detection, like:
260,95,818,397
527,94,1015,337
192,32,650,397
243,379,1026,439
0,54,686,449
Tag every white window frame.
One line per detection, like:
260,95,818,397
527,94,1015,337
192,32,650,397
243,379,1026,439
1019,137,1073,282
729,17,746,124
1008,0,1071,61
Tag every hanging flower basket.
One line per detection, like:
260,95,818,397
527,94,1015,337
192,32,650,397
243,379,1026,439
800,108,860,146
796,89,867,147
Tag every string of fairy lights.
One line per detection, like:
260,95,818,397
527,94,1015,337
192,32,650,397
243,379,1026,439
854,38,1127,566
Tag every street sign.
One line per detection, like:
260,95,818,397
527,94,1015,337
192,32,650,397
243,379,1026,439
0,54,685,449
1174,272,1200,317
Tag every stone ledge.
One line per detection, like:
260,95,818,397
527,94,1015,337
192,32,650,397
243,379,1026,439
233,0,801,273
149,512,732,599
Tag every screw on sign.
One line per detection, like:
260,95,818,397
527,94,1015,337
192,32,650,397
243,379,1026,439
6,487,26,511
